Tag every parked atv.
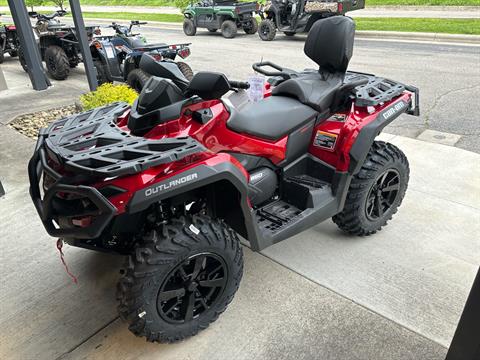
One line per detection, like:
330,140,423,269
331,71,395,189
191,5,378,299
29,17,419,343
183,0,259,39
91,21,193,92
24,10,100,80
258,0,365,40
0,13,20,63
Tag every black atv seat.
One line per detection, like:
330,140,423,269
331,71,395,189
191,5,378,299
272,16,355,113
122,36,149,49
133,43,168,51
227,96,318,141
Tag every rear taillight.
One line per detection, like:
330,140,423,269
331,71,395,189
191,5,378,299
151,53,163,62
178,48,190,59
338,3,343,12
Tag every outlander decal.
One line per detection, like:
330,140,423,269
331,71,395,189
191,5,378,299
145,173,199,197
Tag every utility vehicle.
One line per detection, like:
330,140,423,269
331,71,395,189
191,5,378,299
183,0,259,38
22,10,101,80
91,21,193,92
259,0,365,40
0,13,20,63
29,17,419,343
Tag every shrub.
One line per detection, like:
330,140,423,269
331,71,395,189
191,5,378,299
80,83,138,111
174,0,192,11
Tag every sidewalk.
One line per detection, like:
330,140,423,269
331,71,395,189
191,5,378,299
1,5,479,18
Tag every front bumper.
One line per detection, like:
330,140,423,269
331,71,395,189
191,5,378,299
28,132,116,239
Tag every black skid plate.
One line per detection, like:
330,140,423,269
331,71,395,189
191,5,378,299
42,102,206,178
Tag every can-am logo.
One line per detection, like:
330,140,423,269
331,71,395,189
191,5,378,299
382,101,406,120
145,173,198,197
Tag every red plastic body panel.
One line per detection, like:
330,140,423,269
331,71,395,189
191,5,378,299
309,92,412,171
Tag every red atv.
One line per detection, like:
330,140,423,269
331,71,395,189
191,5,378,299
29,17,419,343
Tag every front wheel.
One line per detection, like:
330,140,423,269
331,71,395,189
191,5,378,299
126,68,151,93
117,215,244,343
333,141,409,235
44,45,70,80
183,18,197,36
258,19,276,41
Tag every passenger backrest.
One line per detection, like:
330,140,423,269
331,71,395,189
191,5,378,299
304,16,355,74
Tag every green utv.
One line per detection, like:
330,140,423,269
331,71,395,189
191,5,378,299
183,0,260,39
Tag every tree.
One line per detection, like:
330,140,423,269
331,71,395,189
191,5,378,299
50,0,66,11
174,0,191,11
24,0,45,12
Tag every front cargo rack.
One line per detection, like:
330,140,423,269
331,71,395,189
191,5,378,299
41,102,206,178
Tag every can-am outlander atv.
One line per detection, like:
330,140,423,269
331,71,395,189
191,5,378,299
29,17,419,343
0,13,20,63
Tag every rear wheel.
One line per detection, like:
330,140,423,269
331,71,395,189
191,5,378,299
259,19,276,41
117,214,243,343
93,60,110,86
243,18,258,34
127,68,151,93
18,47,28,72
183,18,197,36
221,20,237,39
44,45,70,80
177,61,193,81
333,141,409,235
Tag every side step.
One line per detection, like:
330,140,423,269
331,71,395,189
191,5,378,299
256,179,338,246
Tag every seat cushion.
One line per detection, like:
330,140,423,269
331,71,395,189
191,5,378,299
227,96,318,141
271,72,343,113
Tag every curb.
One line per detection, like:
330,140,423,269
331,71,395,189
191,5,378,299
355,30,480,44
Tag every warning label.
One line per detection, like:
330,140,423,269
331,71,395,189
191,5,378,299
313,131,338,151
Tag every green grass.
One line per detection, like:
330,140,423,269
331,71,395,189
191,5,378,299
368,0,480,5
75,11,480,34
356,17,480,34
77,11,183,22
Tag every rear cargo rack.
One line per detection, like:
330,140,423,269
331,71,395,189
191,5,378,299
345,71,406,107
43,102,206,178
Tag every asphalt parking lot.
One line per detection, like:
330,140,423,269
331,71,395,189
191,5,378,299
0,22,479,360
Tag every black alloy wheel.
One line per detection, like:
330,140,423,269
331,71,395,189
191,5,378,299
158,253,227,323
365,169,400,220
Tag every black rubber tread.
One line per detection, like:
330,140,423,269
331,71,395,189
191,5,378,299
69,59,79,68
0,49,4,64
44,45,70,80
258,19,276,41
18,47,28,72
183,18,197,36
116,214,244,343
93,60,111,86
221,20,237,39
243,18,258,34
176,61,194,81
127,68,151,93
333,141,409,236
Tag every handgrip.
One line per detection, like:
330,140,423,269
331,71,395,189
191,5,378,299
229,81,250,90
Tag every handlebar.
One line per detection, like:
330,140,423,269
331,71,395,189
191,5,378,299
229,80,250,90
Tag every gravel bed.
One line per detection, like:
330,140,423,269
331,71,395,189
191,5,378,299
9,105,77,139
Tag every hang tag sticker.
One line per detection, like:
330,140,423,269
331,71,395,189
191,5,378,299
247,75,265,102
314,131,338,151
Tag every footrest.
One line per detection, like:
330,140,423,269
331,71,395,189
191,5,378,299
256,201,302,234
287,175,327,189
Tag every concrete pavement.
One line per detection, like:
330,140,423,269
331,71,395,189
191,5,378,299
1,5,479,18
0,112,474,360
